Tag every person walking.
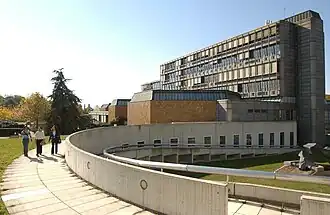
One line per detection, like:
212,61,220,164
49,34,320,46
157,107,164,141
35,127,45,157
21,126,32,157
49,125,60,155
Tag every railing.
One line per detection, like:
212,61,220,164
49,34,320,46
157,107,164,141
103,144,330,186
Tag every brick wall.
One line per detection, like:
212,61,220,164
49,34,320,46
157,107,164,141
108,106,128,123
127,101,151,125
127,100,217,125
150,101,217,124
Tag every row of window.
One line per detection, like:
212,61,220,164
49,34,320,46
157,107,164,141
163,45,280,83
135,132,295,148
162,60,279,90
152,90,239,101
162,26,278,71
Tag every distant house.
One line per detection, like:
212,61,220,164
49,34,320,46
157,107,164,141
89,103,111,124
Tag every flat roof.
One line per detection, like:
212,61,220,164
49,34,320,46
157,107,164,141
110,99,131,106
130,90,241,102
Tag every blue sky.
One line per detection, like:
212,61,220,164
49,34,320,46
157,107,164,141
0,0,329,106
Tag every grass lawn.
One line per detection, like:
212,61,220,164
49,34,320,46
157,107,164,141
0,136,67,215
168,151,330,194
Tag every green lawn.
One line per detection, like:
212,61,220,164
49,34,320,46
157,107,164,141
168,152,330,194
0,136,67,215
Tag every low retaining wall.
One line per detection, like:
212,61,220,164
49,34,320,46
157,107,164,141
228,182,330,209
300,195,330,215
65,136,228,215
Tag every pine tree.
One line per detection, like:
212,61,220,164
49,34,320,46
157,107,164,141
48,68,82,134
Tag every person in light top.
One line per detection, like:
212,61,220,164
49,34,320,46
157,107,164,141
34,127,45,157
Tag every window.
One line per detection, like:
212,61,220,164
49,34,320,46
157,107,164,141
153,139,161,147
258,133,264,147
246,134,252,147
188,137,195,146
137,141,144,148
280,132,284,148
233,135,239,147
170,138,179,146
290,132,294,148
270,133,274,147
204,136,211,147
220,136,226,147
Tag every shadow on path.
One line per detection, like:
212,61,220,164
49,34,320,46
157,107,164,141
27,156,43,163
40,154,58,162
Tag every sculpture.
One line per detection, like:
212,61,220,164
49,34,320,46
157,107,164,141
298,143,316,171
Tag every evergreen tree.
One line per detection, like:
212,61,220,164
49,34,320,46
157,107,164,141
48,69,82,134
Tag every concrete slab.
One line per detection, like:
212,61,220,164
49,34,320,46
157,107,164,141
65,193,110,207
236,202,262,214
73,196,120,213
81,200,130,215
258,207,282,215
228,200,244,214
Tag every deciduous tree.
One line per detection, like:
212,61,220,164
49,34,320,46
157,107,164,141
0,107,13,120
21,92,50,128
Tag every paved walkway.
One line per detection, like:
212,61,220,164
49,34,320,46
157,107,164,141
1,144,299,215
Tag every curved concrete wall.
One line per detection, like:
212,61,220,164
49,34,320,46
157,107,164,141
70,121,297,155
65,122,330,215
65,125,230,215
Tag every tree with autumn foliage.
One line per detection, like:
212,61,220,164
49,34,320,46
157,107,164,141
0,106,13,120
20,92,50,128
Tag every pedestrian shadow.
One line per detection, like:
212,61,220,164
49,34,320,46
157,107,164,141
28,156,43,163
53,154,64,159
40,154,58,162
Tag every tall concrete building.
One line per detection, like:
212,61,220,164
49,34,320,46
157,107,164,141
159,10,325,146
141,80,161,91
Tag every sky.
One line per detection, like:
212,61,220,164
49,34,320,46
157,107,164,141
0,0,329,106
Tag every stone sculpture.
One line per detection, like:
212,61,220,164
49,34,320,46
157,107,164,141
298,142,316,171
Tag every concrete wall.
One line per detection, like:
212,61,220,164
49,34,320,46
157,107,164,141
301,195,330,215
70,121,297,155
115,147,297,163
218,99,295,122
227,182,330,209
65,131,228,215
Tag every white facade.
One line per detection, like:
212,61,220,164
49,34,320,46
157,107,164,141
89,110,108,123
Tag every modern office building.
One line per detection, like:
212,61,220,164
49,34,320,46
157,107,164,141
159,10,325,146
141,80,161,91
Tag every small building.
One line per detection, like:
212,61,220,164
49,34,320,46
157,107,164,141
89,110,109,124
127,90,295,125
108,99,131,123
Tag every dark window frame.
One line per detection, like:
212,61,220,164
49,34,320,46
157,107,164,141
233,135,239,147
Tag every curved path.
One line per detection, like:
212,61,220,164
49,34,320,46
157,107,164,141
1,144,298,215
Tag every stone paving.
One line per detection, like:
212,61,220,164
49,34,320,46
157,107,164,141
1,143,299,215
